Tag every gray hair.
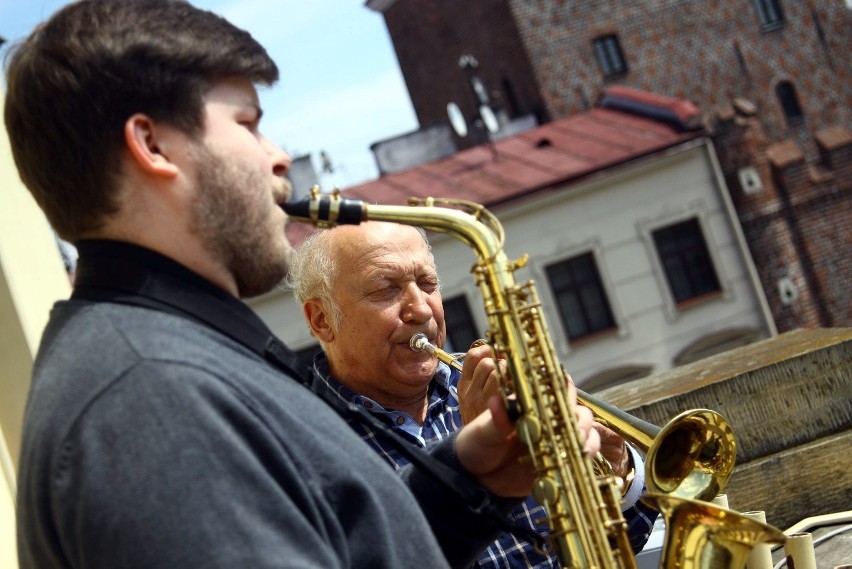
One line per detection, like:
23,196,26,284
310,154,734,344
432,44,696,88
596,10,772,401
287,229,343,331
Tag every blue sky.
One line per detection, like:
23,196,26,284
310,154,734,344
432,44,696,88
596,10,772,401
0,0,419,189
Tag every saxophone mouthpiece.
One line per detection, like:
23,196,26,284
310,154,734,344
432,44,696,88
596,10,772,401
281,186,366,226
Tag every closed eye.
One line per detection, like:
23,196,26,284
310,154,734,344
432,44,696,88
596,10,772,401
239,119,260,132
238,106,263,132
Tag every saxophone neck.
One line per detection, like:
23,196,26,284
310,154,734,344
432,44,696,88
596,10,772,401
283,189,506,263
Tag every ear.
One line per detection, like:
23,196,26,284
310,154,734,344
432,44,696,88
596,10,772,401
123,114,180,179
303,299,335,343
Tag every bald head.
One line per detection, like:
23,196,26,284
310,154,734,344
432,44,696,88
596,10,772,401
289,221,446,401
289,222,433,327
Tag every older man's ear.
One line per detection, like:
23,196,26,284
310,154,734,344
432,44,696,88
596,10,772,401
303,299,334,342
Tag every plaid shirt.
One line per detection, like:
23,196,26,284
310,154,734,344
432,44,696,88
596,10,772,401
311,353,658,568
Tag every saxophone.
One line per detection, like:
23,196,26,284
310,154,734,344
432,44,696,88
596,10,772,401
283,188,787,569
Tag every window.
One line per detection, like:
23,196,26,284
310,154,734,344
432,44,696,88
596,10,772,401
545,252,616,341
776,81,804,125
652,218,721,305
593,35,628,78
443,295,480,353
754,0,785,29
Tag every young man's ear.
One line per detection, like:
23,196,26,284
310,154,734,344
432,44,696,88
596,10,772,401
123,114,180,178
303,299,334,342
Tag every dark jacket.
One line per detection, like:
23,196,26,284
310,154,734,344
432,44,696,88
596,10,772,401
16,240,506,568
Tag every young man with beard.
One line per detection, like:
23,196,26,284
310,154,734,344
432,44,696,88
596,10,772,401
289,222,659,569
4,1,602,567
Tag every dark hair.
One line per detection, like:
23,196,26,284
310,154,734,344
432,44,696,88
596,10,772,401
3,0,279,240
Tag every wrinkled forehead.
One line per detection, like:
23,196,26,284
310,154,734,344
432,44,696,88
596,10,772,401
335,222,433,270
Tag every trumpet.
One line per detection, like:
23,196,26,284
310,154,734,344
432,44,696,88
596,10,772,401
409,332,736,503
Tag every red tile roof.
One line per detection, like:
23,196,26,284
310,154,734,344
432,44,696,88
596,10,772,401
285,88,704,245
341,87,704,209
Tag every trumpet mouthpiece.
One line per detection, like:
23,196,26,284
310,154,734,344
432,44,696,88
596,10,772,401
408,333,464,372
409,333,429,352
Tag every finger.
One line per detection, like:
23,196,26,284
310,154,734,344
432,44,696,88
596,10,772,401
584,426,601,457
593,421,621,446
463,343,493,367
488,394,516,436
576,404,594,431
565,373,578,403
458,345,493,387
456,396,518,476
575,405,598,453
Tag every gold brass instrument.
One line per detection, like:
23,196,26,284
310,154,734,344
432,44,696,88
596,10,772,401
644,494,787,568
283,188,786,569
409,333,735,503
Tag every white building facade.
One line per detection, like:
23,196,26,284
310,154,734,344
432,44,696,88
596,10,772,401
250,137,774,391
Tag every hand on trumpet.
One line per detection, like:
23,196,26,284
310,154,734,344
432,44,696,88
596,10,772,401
457,342,600,459
457,341,504,425
595,421,632,479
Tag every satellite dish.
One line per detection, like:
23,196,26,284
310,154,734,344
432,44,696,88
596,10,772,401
479,104,499,134
447,102,468,137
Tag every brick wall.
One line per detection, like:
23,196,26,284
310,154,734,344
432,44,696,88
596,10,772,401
381,0,547,147
716,114,851,331
507,0,851,163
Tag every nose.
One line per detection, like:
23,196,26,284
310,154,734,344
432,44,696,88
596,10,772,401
262,135,292,178
401,284,433,325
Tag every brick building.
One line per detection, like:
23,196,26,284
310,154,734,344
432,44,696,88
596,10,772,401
366,0,851,332
367,0,548,145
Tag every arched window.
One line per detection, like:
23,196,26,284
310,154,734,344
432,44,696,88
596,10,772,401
776,81,804,125
582,365,653,393
673,328,762,366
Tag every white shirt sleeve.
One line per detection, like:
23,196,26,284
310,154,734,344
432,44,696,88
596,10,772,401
621,444,645,511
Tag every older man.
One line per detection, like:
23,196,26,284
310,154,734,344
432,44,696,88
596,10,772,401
289,221,658,568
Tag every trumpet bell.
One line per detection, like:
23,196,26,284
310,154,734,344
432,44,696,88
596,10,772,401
645,409,737,502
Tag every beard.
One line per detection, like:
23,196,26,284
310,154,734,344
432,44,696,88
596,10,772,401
187,143,292,298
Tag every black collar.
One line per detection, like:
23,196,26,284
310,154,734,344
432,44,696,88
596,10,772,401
71,239,304,381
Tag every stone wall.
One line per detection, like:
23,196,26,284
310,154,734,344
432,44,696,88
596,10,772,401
596,327,852,529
